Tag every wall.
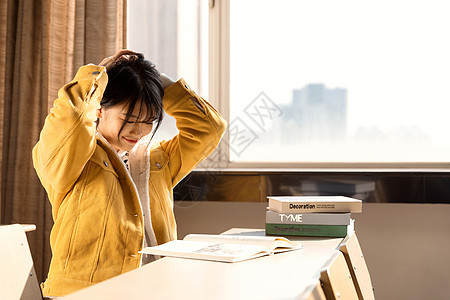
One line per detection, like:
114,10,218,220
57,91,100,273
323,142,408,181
174,202,450,300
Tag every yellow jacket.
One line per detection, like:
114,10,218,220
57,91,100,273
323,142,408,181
32,65,227,297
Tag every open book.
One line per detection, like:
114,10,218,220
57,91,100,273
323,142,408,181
140,234,302,263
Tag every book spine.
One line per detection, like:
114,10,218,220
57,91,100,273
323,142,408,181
265,210,351,225
270,200,361,213
265,223,349,238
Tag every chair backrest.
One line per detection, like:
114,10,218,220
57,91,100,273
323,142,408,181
340,232,375,300
298,280,327,300
0,224,42,300
320,251,359,300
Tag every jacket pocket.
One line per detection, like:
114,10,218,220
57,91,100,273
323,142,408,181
90,148,119,178
150,149,169,173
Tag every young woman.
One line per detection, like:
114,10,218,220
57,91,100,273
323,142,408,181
33,50,227,297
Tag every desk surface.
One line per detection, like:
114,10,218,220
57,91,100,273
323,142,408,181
62,229,344,300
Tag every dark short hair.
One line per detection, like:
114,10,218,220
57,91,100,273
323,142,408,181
101,53,164,145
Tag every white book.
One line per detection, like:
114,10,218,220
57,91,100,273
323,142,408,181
140,234,302,263
268,196,362,213
266,210,351,225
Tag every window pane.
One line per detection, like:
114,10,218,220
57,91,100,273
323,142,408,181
127,0,209,141
229,0,450,163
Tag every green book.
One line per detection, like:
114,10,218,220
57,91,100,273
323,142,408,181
265,220,354,238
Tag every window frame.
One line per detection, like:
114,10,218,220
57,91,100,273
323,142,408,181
205,0,450,171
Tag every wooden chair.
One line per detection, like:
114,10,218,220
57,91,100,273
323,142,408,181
0,224,42,300
339,232,375,300
320,251,359,299
298,280,327,300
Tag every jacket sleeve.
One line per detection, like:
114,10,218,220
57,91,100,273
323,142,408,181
161,79,227,186
32,65,108,194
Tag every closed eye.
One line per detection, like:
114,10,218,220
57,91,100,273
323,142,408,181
124,120,154,125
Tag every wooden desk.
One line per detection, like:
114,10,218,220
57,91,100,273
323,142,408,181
61,228,346,300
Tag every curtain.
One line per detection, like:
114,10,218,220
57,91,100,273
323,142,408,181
0,0,127,283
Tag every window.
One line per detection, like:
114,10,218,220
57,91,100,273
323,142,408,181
129,0,450,169
127,0,209,141
211,0,450,167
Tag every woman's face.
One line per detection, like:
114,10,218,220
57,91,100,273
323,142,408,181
96,101,154,152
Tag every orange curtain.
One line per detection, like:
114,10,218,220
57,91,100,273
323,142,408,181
0,0,126,283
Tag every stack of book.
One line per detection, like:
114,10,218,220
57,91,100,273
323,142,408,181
265,196,362,238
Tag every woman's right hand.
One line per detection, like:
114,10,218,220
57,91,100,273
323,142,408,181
99,49,137,71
